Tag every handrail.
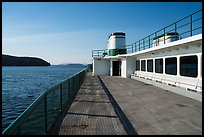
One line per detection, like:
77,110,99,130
92,9,202,57
2,68,87,135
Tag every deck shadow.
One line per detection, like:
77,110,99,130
98,76,138,135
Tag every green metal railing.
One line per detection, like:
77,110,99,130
92,49,107,57
92,9,202,57
2,68,87,135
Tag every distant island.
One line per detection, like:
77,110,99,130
2,54,51,66
57,63,87,66
66,63,87,66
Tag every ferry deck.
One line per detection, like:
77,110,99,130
56,73,202,135
2,9,202,135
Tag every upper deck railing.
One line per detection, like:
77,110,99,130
2,68,87,135
92,9,202,57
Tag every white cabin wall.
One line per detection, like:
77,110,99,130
121,59,126,78
197,53,202,79
110,60,113,76
121,57,136,78
92,58,110,76
126,57,136,78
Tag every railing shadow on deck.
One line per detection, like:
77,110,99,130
98,76,138,135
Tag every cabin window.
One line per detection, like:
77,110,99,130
147,59,153,72
180,55,198,78
141,60,146,71
165,57,177,75
155,58,163,73
136,60,140,71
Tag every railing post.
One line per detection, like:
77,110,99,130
60,84,62,112
175,22,177,32
143,39,145,50
74,76,76,92
148,35,150,48
70,78,73,97
155,32,157,46
76,76,78,91
78,74,80,89
78,74,80,90
76,74,78,91
75,75,78,92
44,96,48,134
190,15,193,36
72,77,74,93
75,76,77,91
164,28,166,44
75,76,77,92
68,79,70,100
132,44,133,53
77,75,79,91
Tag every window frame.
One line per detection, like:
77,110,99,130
155,58,163,74
136,60,140,71
165,57,177,75
141,60,146,71
147,59,153,72
180,55,198,78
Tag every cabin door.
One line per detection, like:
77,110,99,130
112,61,121,76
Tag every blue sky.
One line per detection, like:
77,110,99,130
2,2,202,65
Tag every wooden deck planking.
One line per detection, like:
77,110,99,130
57,74,202,135
58,75,127,135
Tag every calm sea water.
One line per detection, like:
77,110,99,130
2,65,86,131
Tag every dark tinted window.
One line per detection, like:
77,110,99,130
141,60,146,71
155,58,163,73
147,59,153,72
165,57,177,75
180,55,197,77
136,60,140,71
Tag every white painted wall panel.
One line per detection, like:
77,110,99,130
93,58,110,76
121,59,126,78
121,58,136,78
126,58,136,78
